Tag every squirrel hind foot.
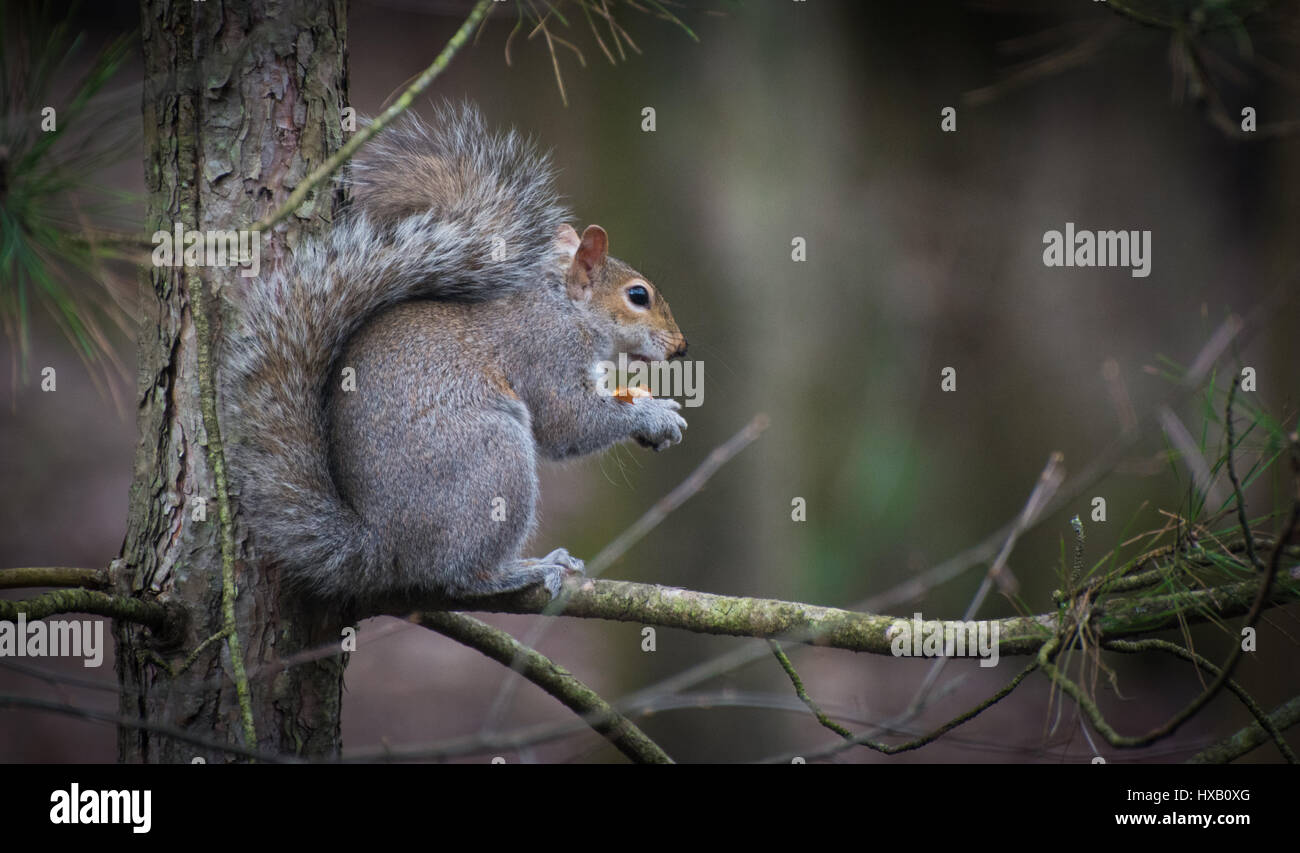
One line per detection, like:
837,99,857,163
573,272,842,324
448,548,585,600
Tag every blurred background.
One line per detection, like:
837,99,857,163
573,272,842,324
2,0,1299,762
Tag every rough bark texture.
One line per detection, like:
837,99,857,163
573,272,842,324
116,0,349,762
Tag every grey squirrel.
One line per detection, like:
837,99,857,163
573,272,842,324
223,104,688,605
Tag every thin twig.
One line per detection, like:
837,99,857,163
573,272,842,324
766,660,1041,762
419,611,672,763
768,640,853,739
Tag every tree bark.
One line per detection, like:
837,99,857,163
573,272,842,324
116,0,349,762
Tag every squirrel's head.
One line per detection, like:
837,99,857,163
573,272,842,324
555,223,688,363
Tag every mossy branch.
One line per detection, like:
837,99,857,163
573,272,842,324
0,590,173,634
383,568,1298,655
183,265,256,750
1188,695,1300,764
0,567,109,590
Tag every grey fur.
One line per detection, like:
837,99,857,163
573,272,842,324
222,104,685,606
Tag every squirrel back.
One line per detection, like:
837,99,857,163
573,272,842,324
222,104,570,601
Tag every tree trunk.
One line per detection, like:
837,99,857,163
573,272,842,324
115,0,349,762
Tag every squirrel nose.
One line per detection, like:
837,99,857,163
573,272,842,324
671,338,688,359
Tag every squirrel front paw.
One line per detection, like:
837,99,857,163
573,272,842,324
632,398,687,452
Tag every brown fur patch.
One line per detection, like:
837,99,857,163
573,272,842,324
485,365,519,400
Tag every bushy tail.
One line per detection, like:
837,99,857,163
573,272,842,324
222,104,569,601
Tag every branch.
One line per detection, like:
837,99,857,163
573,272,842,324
1087,576,1297,637
1187,695,1300,764
0,567,109,590
418,611,672,763
0,590,174,634
6,550,1296,665
377,569,1298,656
182,260,255,747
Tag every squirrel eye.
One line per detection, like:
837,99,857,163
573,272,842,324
626,285,650,307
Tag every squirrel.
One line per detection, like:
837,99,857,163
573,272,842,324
222,104,688,606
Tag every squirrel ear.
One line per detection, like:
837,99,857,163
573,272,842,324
567,224,608,300
554,223,580,255
576,225,608,270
